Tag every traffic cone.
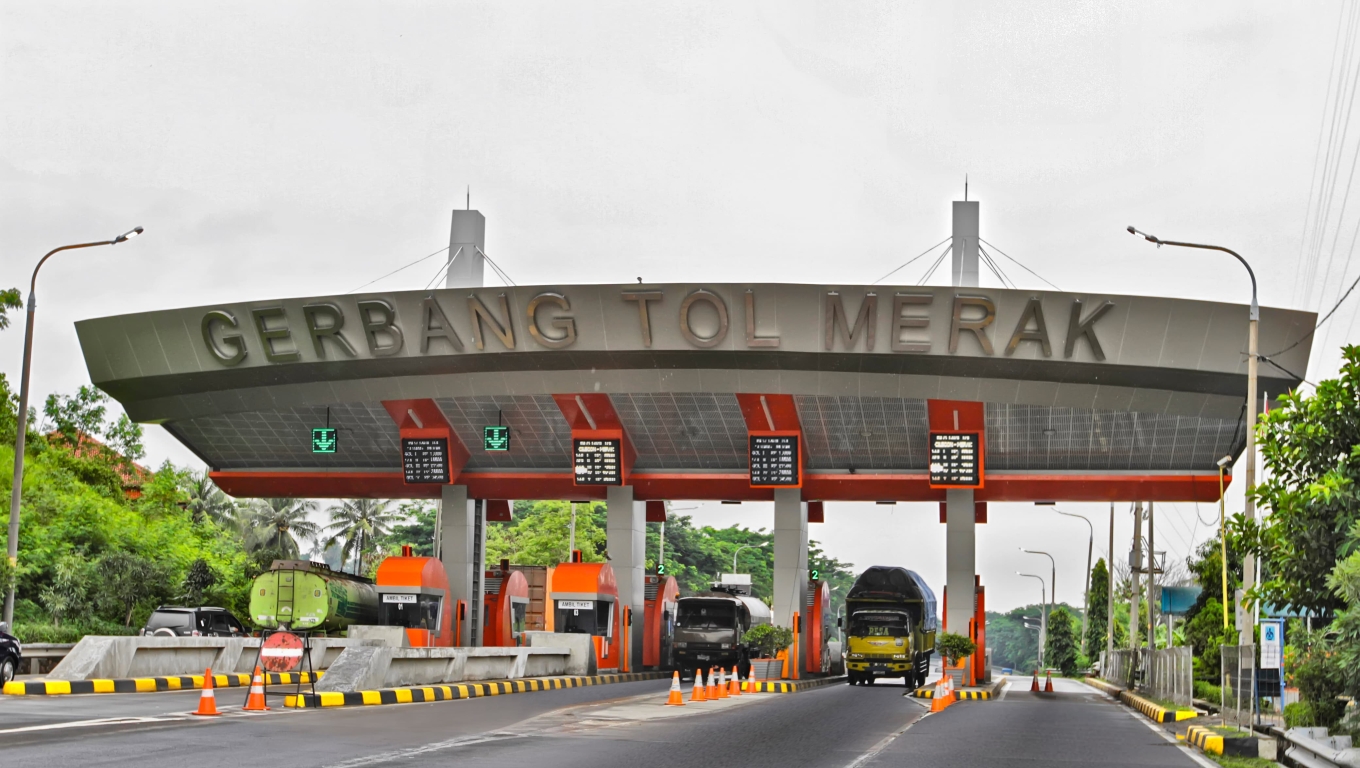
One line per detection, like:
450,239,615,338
1043,670,1054,693
715,667,729,699
929,676,949,712
243,666,270,711
690,669,707,702
1030,670,1040,692
666,671,685,706
192,668,220,717
706,667,719,700
729,666,742,696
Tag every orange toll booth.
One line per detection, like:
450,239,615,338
376,546,454,647
483,560,530,647
804,579,831,675
643,574,679,669
550,553,621,672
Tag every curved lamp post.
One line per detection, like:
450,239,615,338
1017,572,1048,668
1053,509,1094,653
732,543,764,574
1128,226,1258,644
1021,547,1057,622
4,227,144,625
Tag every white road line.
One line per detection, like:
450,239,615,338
841,713,925,768
0,715,187,735
1122,703,1218,768
324,732,527,768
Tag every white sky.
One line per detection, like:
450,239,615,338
1,1,1352,611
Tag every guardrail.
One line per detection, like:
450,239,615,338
20,643,75,674
1264,726,1358,768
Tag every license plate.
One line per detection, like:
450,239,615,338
696,654,710,660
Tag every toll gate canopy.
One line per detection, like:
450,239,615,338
75,282,1316,503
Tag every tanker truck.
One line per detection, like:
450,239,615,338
671,575,771,680
843,566,937,687
250,560,379,632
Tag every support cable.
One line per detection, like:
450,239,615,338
916,246,952,285
977,245,1017,289
347,246,449,294
978,238,1062,291
424,246,463,291
477,246,517,286
871,237,951,285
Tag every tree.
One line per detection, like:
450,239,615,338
381,501,437,556
94,551,166,626
323,499,403,574
40,555,90,627
182,470,238,528
1255,344,1360,616
936,632,977,668
1045,606,1080,674
43,385,107,451
104,414,145,463
243,498,319,557
0,287,21,330
181,558,217,606
1085,558,1111,656
488,501,607,566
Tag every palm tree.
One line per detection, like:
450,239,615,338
323,499,402,575
182,469,239,529
243,498,320,557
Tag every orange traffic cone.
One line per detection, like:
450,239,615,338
929,676,949,712
243,666,270,711
1030,670,1040,692
690,669,707,702
729,666,742,696
192,667,220,716
1043,670,1054,693
715,667,729,699
666,671,685,706
706,667,719,700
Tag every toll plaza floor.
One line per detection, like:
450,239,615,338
0,676,1211,768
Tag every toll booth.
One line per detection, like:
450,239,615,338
375,546,454,647
803,579,831,675
508,564,554,632
483,559,530,647
550,553,622,672
969,578,988,686
643,574,679,669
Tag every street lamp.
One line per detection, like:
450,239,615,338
732,543,764,574
1129,226,1259,645
1021,547,1057,620
4,227,145,626
1052,509,1094,653
1017,572,1048,668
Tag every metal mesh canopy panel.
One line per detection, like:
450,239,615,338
437,395,572,470
984,403,1240,472
612,393,749,470
796,396,931,470
172,402,401,470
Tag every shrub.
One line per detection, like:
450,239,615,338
1193,680,1222,703
1285,701,1316,728
13,619,138,644
743,623,793,658
936,632,977,666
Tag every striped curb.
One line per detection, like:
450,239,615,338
1083,677,1122,696
744,676,845,693
1081,678,1199,724
284,671,669,708
1184,725,1224,756
910,687,992,700
2,671,320,696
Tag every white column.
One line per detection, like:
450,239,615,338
445,210,486,289
440,484,485,646
945,489,976,640
772,488,808,629
606,485,645,669
951,200,980,287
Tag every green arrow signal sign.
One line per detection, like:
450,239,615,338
484,425,511,451
312,427,338,454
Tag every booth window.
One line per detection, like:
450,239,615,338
382,595,441,630
511,600,528,645
556,601,615,637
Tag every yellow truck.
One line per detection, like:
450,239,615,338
842,566,938,687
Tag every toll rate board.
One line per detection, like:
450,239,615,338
573,438,622,485
402,437,451,484
749,434,800,487
928,432,982,488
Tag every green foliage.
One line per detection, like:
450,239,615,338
323,498,402,575
94,550,169,626
0,287,21,330
242,498,319,557
936,631,977,666
380,501,436,556
182,469,237,528
1184,598,1237,679
1254,345,1360,616
13,619,137,644
1284,701,1316,728
43,385,107,448
1085,558,1111,654
1194,679,1222,703
987,604,1044,671
181,558,217,605
488,501,607,566
1044,606,1080,674
1285,625,1347,730
39,555,90,627
743,623,793,657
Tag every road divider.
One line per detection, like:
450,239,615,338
745,676,844,693
1082,677,1200,724
3,671,320,696
284,671,669,708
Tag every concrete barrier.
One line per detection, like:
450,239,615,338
525,631,597,675
48,636,375,680
314,646,573,692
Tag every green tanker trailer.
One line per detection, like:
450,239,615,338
250,560,379,632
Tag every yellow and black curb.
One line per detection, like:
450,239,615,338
1081,678,1198,724
744,676,844,694
3,671,320,696
284,671,669,708
910,687,992,700
1083,677,1122,697
1183,725,1224,756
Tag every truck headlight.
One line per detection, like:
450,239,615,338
895,638,904,646
674,642,687,648
848,653,864,660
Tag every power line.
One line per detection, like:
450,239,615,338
1294,2,1349,305
978,238,1062,291
1263,267,1360,357
347,246,449,294
872,237,951,285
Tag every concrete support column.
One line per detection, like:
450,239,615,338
440,484,485,646
772,488,808,629
606,485,645,670
945,489,977,640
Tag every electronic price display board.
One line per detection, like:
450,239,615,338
928,432,982,488
573,438,622,485
402,437,451,484
749,434,801,487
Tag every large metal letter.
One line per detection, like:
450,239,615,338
621,291,663,347
201,310,247,366
357,300,404,357
891,293,932,353
1004,297,1052,357
744,290,780,348
419,296,464,353
302,303,358,359
1064,299,1114,361
824,292,877,351
526,292,577,349
948,295,996,355
468,294,516,350
678,289,729,348
250,307,301,363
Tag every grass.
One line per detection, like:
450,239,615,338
1145,694,1197,713
1207,755,1274,768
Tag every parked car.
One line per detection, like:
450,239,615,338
140,607,246,637
0,621,22,685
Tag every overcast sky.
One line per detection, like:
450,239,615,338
1,1,1352,612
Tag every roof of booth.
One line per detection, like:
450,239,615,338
74,282,1316,502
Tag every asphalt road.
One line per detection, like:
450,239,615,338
0,677,1210,768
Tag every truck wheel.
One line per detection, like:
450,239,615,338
0,658,13,685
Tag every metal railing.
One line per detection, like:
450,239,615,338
1144,646,1193,708
1220,643,1257,729
1106,648,1140,689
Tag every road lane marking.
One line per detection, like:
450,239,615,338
841,712,925,768
0,715,187,734
324,732,528,767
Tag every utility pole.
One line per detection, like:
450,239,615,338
568,502,576,557
1129,502,1143,650
1106,502,1115,669
1147,501,1156,654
